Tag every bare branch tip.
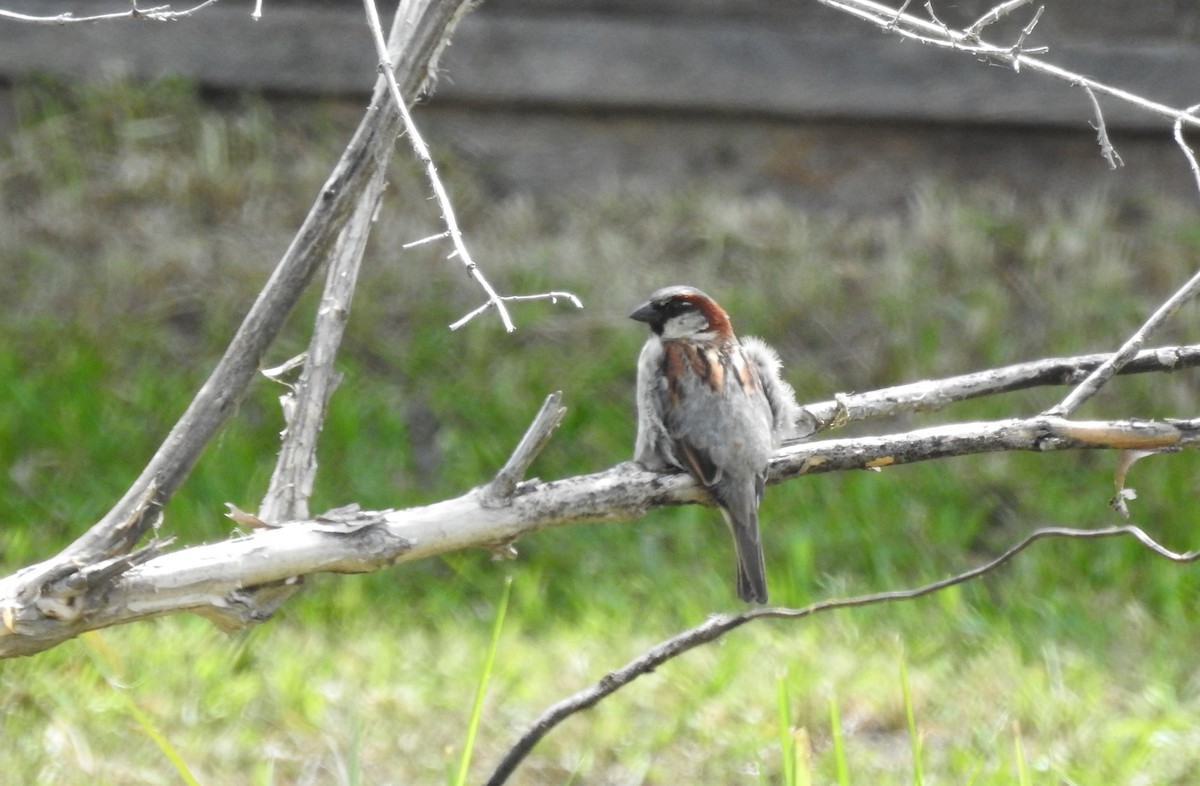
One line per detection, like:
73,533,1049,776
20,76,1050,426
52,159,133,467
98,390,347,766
483,391,568,505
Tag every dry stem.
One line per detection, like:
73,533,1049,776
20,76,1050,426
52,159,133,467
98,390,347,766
483,523,1200,786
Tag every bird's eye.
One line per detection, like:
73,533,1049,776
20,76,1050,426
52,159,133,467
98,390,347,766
662,299,696,317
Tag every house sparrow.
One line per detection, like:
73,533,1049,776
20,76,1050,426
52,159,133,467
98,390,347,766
630,285,800,603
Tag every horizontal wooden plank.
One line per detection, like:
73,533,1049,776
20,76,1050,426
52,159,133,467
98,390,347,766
0,1,1195,130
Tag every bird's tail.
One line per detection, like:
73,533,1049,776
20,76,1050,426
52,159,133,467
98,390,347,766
718,494,768,604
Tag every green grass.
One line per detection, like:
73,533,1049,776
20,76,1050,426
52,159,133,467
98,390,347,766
2,77,1200,783
454,576,512,786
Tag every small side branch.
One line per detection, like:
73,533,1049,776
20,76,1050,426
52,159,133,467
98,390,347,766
802,343,1200,432
0,0,220,23
362,0,511,328
1081,83,1124,170
1174,103,1200,198
818,0,1200,136
259,164,389,523
1045,279,1200,418
361,0,582,332
965,0,1033,39
482,391,568,506
483,524,1200,786
447,291,584,332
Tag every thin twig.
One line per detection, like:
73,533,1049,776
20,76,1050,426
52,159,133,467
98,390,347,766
801,343,1200,433
482,391,568,506
361,0,518,331
1173,103,1200,198
922,1,955,46
965,0,1032,38
447,291,584,331
1006,4,1044,73
483,524,1200,786
1044,275,1200,417
401,230,451,249
818,0,1200,132
0,0,220,23
362,0,582,332
884,0,913,31
1082,83,1124,169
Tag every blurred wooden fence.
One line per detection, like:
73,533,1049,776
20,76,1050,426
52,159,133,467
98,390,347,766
1,0,1198,207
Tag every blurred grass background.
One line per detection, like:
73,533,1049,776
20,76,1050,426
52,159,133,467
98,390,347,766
2,78,1200,784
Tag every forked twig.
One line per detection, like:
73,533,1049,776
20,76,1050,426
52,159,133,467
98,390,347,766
820,2,1200,418
447,291,584,332
818,0,1200,136
1005,3,1044,72
1173,103,1200,197
965,0,1032,38
360,0,582,332
484,524,1200,786
361,0,510,329
0,0,220,23
1044,272,1200,418
1043,103,1200,415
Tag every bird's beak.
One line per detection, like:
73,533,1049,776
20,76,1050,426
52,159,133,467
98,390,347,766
629,301,657,323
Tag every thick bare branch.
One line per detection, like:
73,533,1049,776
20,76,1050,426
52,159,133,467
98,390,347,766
3,410,1198,657
0,0,475,641
483,523,1200,786
259,164,388,523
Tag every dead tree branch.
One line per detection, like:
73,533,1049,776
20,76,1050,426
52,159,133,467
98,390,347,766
0,0,221,23
802,343,1200,432
1045,274,1200,418
3,378,1199,656
818,0,1200,143
1174,103,1200,197
0,0,474,645
483,523,1200,786
362,0,583,332
258,166,388,524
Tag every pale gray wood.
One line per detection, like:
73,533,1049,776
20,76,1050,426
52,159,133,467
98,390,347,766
5,341,1200,656
0,0,474,656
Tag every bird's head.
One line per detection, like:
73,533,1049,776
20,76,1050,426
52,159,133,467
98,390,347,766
629,285,734,341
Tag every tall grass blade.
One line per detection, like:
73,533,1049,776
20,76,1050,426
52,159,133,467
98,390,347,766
776,672,796,786
453,574,513,786
900,652,924,786
829,692,850,786
82,632,203,786
1013,721,1032,786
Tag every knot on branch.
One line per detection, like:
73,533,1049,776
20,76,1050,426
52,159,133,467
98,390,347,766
19,538,172,628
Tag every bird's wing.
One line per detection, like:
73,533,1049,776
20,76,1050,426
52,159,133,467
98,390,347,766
740,335,806,442
675,438,723,487
633,337,677,470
